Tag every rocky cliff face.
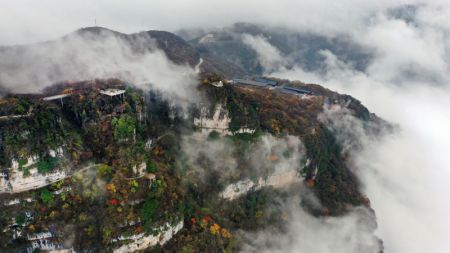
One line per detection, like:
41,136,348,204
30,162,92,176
0,76,387,252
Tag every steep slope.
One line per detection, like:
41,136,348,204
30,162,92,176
0,77,386,252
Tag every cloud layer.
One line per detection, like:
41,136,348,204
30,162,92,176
0,0,435,46
241,34,287,73
241,204,381,253
181,133,305,186
2,1,450,252
0,29,200,104
271,5,450,252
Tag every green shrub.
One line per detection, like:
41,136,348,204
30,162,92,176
37,157,57,174
40,188,54,204
207,131,220,141
140,198,159,232
15,213,26,226
146,161,158,173
112,115,136,140
18,158,27,169
97,164,112,177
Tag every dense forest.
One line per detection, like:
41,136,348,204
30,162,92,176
0,77,385,252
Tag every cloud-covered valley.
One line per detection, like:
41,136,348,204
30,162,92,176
1,1,450,252
270,6,450,252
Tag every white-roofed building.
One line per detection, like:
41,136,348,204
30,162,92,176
100,89,126,97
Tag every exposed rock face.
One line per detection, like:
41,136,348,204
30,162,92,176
6,168,67,193
113,220,184,253
194,104,256,136
194,104,231,133
220,169,301,200
1,148,66,193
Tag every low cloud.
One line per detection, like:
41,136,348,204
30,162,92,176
72,164,107,199
180,131,382,253
180,132,239,184
272,7,450,252
313,86,450,253
246,134,305,179
358,14,449,84
240,198,381,253
241,34,287,73
0,0,415,46
0,29,200,105
237,115,383,253
180,133,305,188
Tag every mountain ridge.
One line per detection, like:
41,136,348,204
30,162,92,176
0,24,386,253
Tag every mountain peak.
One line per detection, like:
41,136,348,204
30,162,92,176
74,26,119,35
64,26,125,40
